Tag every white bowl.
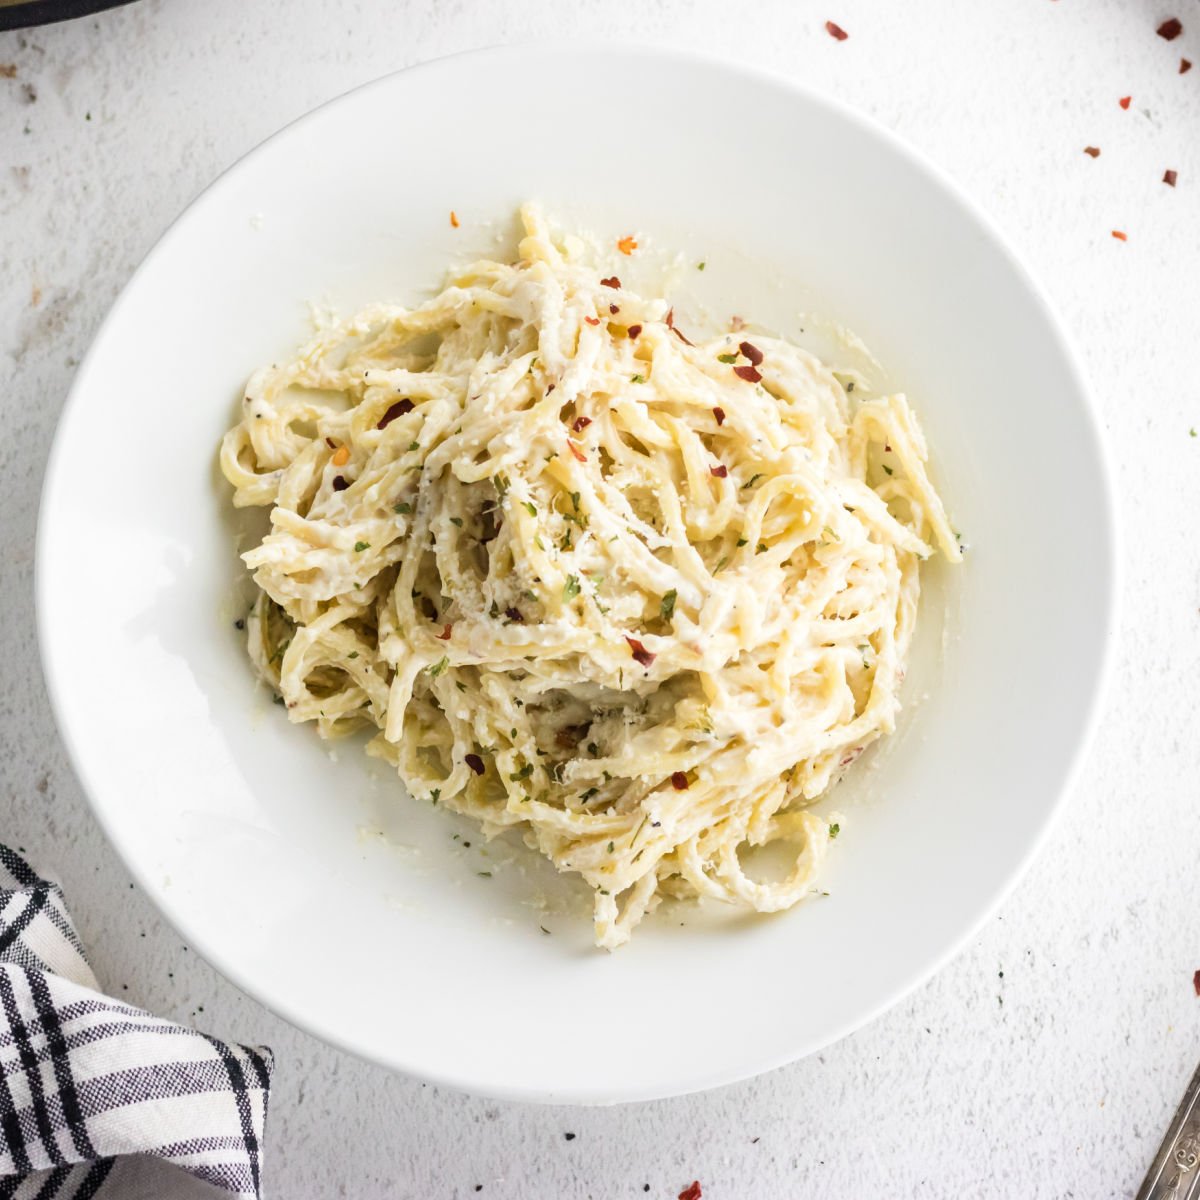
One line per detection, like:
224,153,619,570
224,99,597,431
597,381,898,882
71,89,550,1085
37,45,1115,1104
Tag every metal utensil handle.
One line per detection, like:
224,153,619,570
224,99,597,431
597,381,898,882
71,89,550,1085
1138,1060,1200,1199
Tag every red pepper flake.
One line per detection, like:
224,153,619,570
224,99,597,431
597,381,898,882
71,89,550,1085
332,476,348,491
377,397,414,429
1182,58,1193,73
545,383,555,395
1194,969,1200,996
609,303,619,314
465,753,485,776
710,463,728,478
1164,169,1178,187
584,316,601,326
1111,230,1128,241
733,364,762,383
626,636,656,668
627,324,642,340
568,440,587,462
572,415,592,432
450,210,460,228
600,276,621,289
617,235,638,255
436,623,453,640
825,20,848,40
671,771,689,791
325,437,337,449
1083,146,1101,158
1157,17,1183,40
1119,95,1132,109
665,308,694,346
679,1183,702,1200
739,340,764,366
504,607,524,622
713,406,726,425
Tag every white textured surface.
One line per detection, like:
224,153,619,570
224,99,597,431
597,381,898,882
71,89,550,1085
1,1,1197,1195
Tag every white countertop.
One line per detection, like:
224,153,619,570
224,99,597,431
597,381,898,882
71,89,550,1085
3,1,1198,1195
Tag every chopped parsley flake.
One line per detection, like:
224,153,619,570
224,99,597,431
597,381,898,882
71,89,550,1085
697,261,706,271
408,441,420,452
563,574,581,601
882,464,893,476
428,656,449,677
742,473,764,490
522,501,537,517
660,589,677,621
717,353,738,364
829,822,840,839
631,374,645,383
354,540,370,552
394,501,413,514
510,763,534,781
450,516,463,527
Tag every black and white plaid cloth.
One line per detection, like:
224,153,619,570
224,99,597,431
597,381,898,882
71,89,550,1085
0,846,272,1199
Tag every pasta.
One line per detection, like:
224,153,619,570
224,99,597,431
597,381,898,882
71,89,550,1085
219,204,960,949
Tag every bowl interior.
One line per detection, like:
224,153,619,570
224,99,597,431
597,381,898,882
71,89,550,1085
37,45,1113,1103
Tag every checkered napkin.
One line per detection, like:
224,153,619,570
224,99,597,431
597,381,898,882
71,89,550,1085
0,846,273,1199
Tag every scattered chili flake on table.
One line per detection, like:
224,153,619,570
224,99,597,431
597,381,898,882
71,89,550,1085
1164,169,1178,187
671,771,689,791
1194,969,1200,996
1157,17,1183,40
450,210,460,228
825,20,848,40
1182,58,1193,73
1119,95,1132,109
1111,230,1128,241
1083,146,1101,158
679,1183,703,1200
734,364,763,383
626,636,656,668
617,235,638,255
